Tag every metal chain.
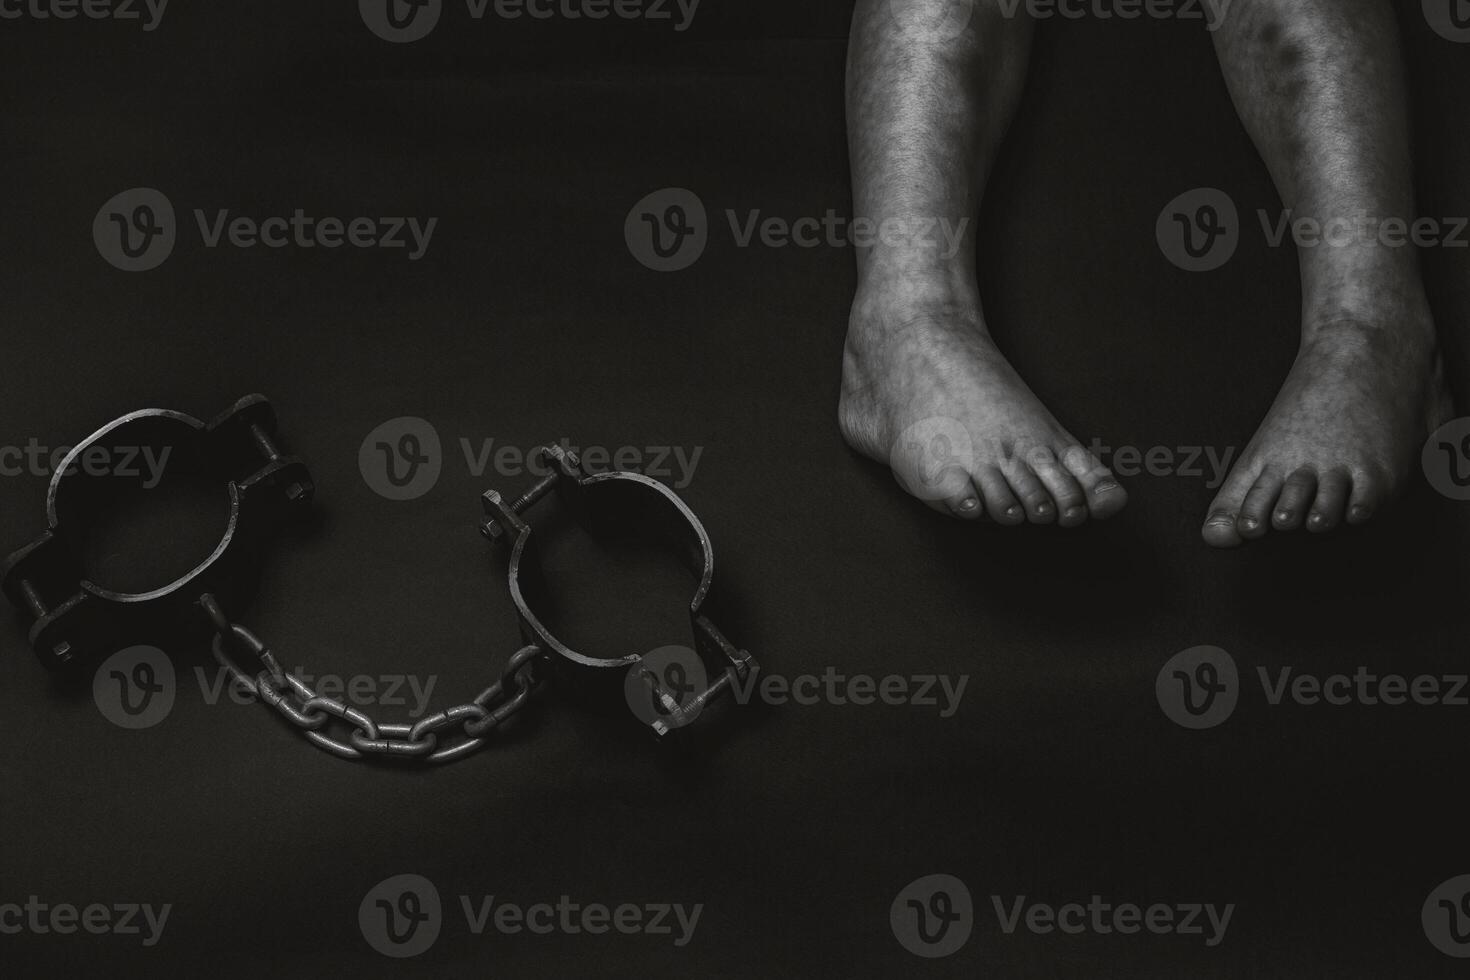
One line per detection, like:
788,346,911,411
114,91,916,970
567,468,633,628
198,593,547,764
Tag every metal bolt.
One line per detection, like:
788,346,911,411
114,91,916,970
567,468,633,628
509,472,560,514
481,472,560,542
17,578,47,619
249,423,281,461
18,580,71,662
250,423,309,503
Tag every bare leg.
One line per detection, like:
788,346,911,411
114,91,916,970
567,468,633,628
1201,0,1454,546
840,0,1127,526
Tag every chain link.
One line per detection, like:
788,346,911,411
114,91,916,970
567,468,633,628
199,593,547,764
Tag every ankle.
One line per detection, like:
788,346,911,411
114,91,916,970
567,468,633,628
852,267,984,335
1301,304,1436,352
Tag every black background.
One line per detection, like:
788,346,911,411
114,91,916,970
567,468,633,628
2,1,1469,976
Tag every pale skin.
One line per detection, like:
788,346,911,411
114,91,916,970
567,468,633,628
840,0,1453,545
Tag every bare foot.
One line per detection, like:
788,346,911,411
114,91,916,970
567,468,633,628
839,283,1128,526
1201,314,1454,547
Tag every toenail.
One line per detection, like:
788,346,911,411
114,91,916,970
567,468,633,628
957,497,979,512
1208,512,1236,527
1064,506,1085,522
1276,511,1293,523
1240,517,1258,530
1006,506,1023,520
1093,482,1119,495
1035,502,1052,515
